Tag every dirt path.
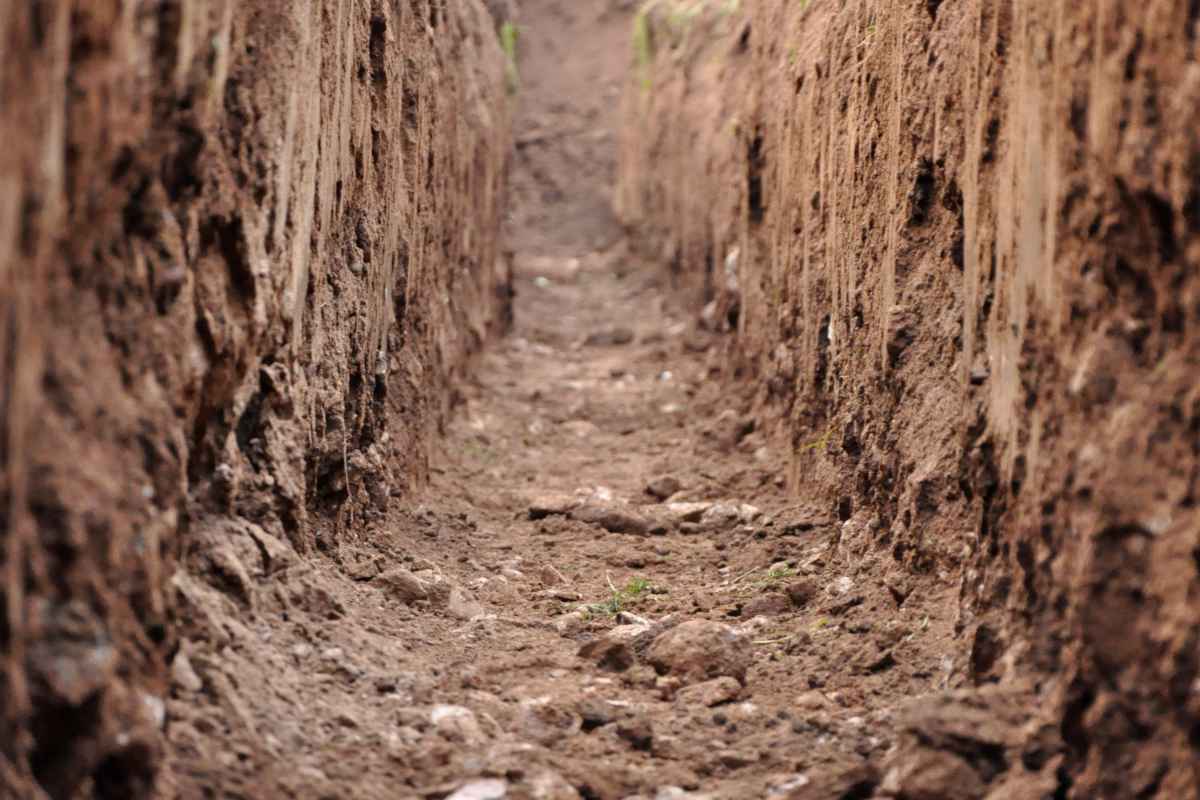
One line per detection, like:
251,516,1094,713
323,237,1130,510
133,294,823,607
164,3,959,798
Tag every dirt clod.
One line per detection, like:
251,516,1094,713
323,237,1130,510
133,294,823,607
579,633,639,672
376,568,429,604
646,620,751,686
570,501,650,534
675,677,742,708
646,475,683,500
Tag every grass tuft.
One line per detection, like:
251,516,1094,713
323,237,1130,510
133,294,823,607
499,21,520,94
583,574,661,617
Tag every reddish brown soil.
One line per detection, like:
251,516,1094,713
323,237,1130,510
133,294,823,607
2,1,511,796
158,1,963,796
163,1,971,797
619,2,1200,798
3,0,1196,798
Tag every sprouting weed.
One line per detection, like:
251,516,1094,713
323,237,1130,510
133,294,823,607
499,21,520,93
582,575,662,616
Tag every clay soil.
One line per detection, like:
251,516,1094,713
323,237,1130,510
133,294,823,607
158,2,970,798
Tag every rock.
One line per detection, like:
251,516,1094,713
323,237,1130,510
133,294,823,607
431,705,486,744
578,635,636,672
767,775,812,797
646,475,682,500
852,646,896,674
885,573,912,606
742,593,792,618
786,579,819,608
540,564,569,586
448,588,486,621
447,779,509,800
663,502,712,525
419,572,454,604
576,697,624,729
675,676,741,708
345,554,385,580
563,420,600,437
774,503,837,536
606,623,651,642
528,770,583,800
781,761,879,800
646,620,750,686
879,750,985,800
375,568,428,603
201,540,256,604
513,697,583,744
584,326,635,347
627,614,683,653
615,611,651,627
699,503,742,531
171,650,204,693
733,616,774,638
570,502,649,534
715,748,759,769
537,588,583,602
652,671,681,695
244,524,299,575
655,788,715,800
141,691,166,729
794,690,834,712
616,717,653,750
838,515,873,559
552,610,588,636
829,576,855,596
529,493,579,520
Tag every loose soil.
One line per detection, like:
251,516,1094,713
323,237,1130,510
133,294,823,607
165,2,963,798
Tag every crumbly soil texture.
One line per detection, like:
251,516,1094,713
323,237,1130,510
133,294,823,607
9,0,1193,798
164,2,962,798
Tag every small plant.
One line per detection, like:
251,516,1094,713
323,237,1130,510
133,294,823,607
624,576,654,597
499,21,520,94
632,8,655,91
746,564,796,592
799,427,833,454
765,565,795,581
582,574,660,616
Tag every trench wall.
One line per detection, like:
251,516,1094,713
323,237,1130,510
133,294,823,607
0,1,512,795
618,1,1200,796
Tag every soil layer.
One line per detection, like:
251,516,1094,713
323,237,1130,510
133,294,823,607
1,0,1197,798
618,2,1200,798
1,1,511,795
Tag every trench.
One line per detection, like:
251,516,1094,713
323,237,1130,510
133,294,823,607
160,2,962,797
4,0,1198,798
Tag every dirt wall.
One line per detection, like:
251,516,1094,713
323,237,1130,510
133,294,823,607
0,1,511,795
618,1,1200,797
